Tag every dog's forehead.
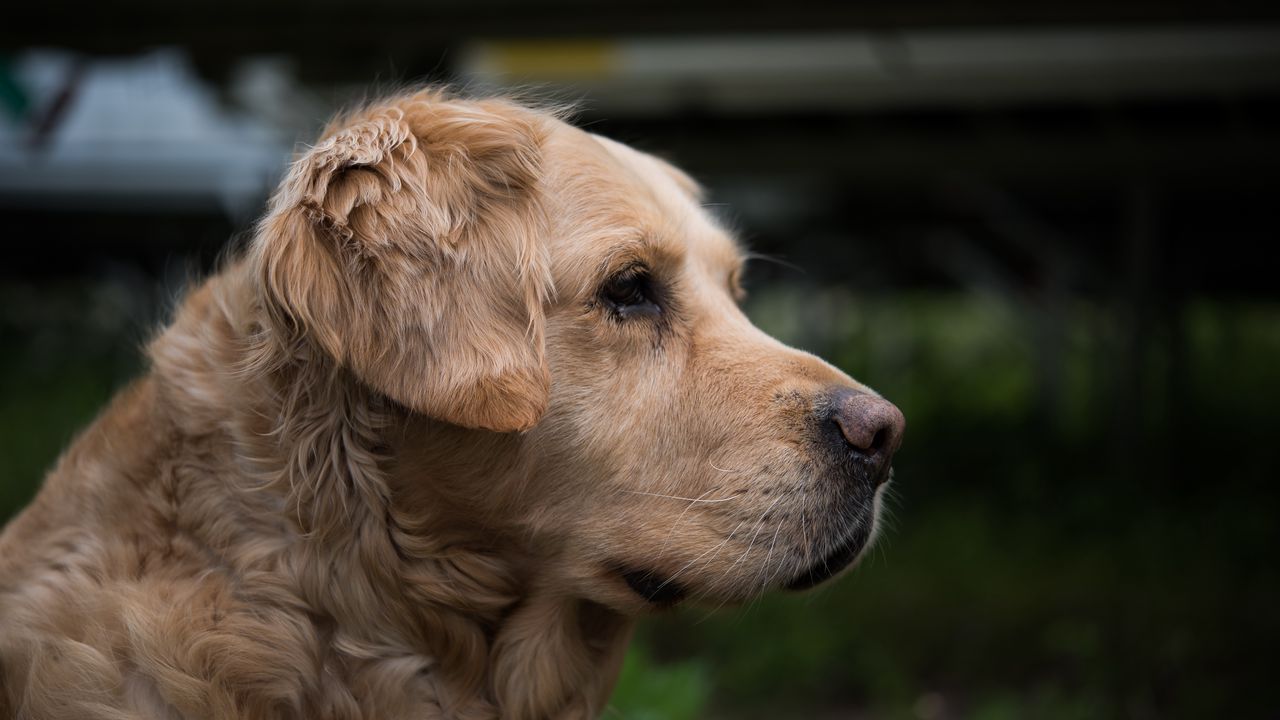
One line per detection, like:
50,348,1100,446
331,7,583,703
587,134,702,205
542,124,742,287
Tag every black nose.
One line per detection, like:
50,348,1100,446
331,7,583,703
827,388,905,484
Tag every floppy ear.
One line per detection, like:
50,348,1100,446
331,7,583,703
252,91,553,432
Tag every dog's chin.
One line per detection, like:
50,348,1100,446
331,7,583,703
782,520,873,591
610,476,887,606
782,478,886,591
780,460,891,591
612,521,876,608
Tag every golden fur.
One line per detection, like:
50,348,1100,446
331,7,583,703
0,89,900,719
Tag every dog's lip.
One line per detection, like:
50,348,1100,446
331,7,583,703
618,566,688,606
783,521,871,591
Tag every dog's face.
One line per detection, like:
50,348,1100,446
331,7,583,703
510,126,904,611
257,91,903,614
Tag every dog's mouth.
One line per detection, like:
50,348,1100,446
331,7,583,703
618,566,688,606
614,472,886,602
784,462,892,591
617,520,873,603
783,520,873,591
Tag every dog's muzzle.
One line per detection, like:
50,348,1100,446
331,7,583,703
782,387,905,589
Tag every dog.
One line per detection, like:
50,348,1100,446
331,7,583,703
0,89,904,719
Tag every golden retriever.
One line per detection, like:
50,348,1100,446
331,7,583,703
0,89,904,719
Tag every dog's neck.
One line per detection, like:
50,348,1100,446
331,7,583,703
148,266,633,719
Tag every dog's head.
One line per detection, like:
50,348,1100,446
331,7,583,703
254,90,904,613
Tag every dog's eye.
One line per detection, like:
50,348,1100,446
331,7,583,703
600,267,660,319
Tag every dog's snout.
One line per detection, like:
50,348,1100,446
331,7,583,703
827,388,905,481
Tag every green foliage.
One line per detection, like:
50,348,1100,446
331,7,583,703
0,280,146,514
606,645,711,720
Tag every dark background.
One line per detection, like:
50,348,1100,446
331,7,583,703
3,2,1279,718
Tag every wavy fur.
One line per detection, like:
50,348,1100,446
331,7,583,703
0,87,898,720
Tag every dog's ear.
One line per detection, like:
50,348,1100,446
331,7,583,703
252,91,553,432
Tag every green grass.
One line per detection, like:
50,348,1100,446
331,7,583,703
0,281,147,513
607,645,710,720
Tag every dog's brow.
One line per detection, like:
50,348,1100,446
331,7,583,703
596,234,683,278
688,225,745,275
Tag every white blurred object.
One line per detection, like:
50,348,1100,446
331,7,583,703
0,49,291,217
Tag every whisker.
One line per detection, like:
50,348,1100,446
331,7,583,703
712,494,784,593
744,250,804,274
759,522,787,588
621,490,742,504
696,491,783,617
686,520,754,614
654,518,747,595
799,501,812,572
654,485,723,563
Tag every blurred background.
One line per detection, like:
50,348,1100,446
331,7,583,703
3,2,1279,718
